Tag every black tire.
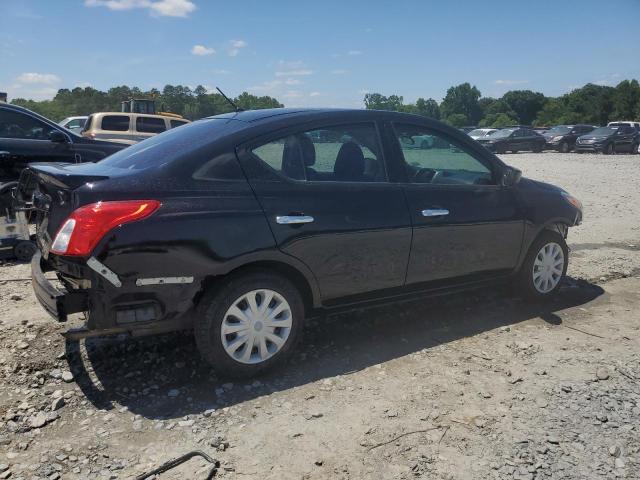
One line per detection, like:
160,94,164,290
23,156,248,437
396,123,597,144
13,241,37,262
496,145,506,154
194,270,305,378
603,143,615,155
517,230,568,301
533,144,543,153
511,149,518,154
630,142,639,155
559,141,569,153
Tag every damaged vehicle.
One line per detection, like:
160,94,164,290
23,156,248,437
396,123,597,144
21,108,583,378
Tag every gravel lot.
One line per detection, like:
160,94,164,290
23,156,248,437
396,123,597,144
0,152,638,480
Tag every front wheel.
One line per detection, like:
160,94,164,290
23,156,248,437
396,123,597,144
559,141,569,153
194,271,304,378
630,142,639,155
603,143,615,155
518,231,568,300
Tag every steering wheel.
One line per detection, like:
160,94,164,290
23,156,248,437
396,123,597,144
413,168,436,183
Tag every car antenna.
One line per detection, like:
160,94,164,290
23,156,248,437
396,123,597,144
216,87,243,112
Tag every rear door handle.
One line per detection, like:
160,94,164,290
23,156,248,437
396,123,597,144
421,209,449,217
276,215,314,225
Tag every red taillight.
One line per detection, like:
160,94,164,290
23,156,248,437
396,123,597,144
50,200,160,256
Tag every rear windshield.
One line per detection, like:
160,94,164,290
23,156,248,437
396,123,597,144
98,118,240,171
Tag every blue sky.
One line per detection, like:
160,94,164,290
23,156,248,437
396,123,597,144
1,0,639,108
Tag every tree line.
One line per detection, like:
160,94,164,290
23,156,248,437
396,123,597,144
10,85,283,122
364,79,640,127
9,79,640,128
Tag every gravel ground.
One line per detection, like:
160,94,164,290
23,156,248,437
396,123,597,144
0,152,638,480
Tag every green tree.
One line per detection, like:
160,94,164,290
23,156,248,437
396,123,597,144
444,113,469,127
415,98,440,119
363,93,404,111
611,80,640,120
440,83,482,125
501,90,546,125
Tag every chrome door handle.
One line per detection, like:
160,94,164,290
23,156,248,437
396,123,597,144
422,209,449,217
276,215,314,225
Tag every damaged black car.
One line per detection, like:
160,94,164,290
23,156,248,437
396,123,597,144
20,108,583,378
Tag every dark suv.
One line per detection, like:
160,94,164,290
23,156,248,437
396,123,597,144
0,103,127,181
574,125,639,154
23,109,582,378
543,125,595,153
475,127,546,154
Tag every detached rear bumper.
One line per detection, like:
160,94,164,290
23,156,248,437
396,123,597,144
31,251,87,322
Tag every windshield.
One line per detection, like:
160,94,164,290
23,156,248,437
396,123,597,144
589,126,617,136
547,126,571,135
487,129,515,138
99,118,241,170
468,129,492,137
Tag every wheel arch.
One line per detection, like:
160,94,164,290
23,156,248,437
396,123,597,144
517,218,573,271
196,258,321,314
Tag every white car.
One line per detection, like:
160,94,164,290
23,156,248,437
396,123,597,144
58,116,88,133
468,128,498,140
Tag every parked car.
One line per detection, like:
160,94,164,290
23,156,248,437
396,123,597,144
23,109,582,378
607,121,640,130
58,116,88,134
0,103,127,181
81,112,190,145
543,124,595,153
459,126,477,134
476,127,546,154
467,128,498,140
574,125,639,154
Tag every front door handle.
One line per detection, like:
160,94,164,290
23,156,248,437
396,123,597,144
276,215,314,225
421,209,449,217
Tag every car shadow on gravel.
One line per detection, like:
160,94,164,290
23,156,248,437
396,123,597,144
65,278,604,420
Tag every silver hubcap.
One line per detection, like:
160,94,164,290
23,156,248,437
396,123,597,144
221,289,292,365
533,242,565,293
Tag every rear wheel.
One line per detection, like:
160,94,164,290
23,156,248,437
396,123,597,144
13,241,37,262
533,144,543,153
194,270,304,378
518,231,568,300
630,142,639,154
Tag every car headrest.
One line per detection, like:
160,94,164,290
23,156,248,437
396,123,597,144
334,142,365,181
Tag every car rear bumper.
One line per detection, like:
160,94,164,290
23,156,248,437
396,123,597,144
31,251,87,322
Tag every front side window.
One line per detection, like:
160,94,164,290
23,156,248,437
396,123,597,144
0,109,54,140
136,117,166,134
101,115,130,132
251,124,387,182
393,124,494,186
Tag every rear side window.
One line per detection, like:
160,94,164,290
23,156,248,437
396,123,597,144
250,124,387,182
136,117,166,134
170,120,189,129
101,115,130,132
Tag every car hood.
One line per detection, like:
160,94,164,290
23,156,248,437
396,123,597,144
579,134,610,141
518,177,566,195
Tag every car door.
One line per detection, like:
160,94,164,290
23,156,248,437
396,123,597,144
236,121,412,302
616,125,634,151
390,122,524,285
0,107,75,178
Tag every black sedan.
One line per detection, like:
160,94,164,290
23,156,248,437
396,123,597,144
0,103,127,181
574,125,639,154
475,127,546,154
543,124,595,153
23,108,582,378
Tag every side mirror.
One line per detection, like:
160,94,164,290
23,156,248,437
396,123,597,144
49,130,68,143
501,166,522,187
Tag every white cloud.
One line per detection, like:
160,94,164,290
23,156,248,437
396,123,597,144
16,73,60,85
347,50,363,56
228,39,248,57
284,78,302,85
494,79,529,86
212,69,231,75
309,92,320,97
277,60,304,69
247,80,282,92
191,44,215,56
358,89,370,95
84,0,196,17
331,69,348,75
275,69,313,77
